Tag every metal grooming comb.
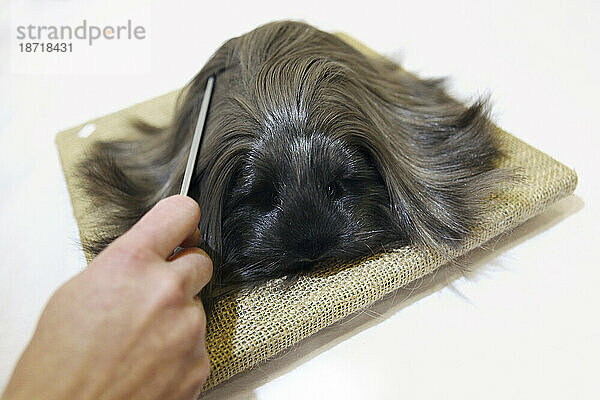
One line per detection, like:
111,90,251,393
180,75,215,196
172,75,214,256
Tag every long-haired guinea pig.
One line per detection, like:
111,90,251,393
79,20,507,306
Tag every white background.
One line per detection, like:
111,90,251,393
1,1,598,399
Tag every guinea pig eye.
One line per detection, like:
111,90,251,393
261,182,279,210
246,181,279,211
326,181,343,199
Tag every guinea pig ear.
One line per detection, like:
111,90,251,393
354,98,506,252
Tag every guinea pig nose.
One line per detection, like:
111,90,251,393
295,236,332,260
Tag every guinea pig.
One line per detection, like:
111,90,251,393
79,20,507,306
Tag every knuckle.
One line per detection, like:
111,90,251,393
196,360,211,386
186,307,206,337
177,251,213,289
99,245,152,272
188,251,214,283
197,355,211,378
155,271,186,305
200,253,213,277
193,254,212,275
186,357,211,392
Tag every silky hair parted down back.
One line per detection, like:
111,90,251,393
79,21,507,305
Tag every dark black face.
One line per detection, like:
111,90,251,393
218,131,404,286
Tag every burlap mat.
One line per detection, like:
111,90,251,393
55,34,578,393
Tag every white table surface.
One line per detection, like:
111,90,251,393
1,1,598,399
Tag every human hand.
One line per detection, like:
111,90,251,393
2,195,213,400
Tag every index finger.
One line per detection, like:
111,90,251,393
116,195,201,259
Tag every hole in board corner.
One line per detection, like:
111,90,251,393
78,123,96,138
